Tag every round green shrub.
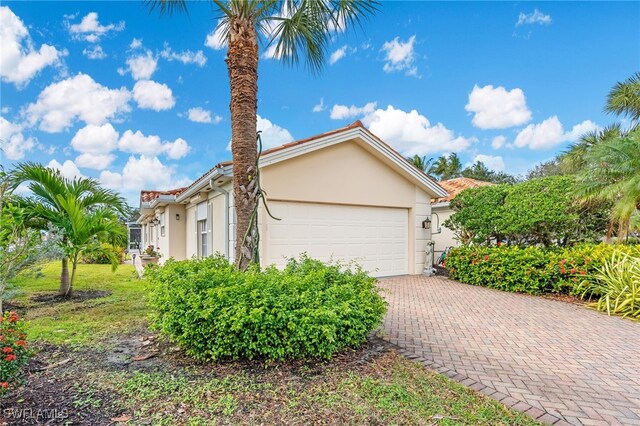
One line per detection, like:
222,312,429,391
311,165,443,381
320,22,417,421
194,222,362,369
145,255,387,361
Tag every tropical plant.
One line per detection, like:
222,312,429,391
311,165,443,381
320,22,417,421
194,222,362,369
148,0,378,270
0,311,32,395
10,163,128,296
0,170,42,314
578,251,640,319
407,155,435,173
574,128,640,240
430,153,463,180
606,71,640,121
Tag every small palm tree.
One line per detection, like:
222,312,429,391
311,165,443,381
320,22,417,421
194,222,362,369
11,163,128,296
430,153,463,180
148,0,378,270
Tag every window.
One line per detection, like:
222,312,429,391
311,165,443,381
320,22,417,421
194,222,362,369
160,213,166,237
198,219,207,257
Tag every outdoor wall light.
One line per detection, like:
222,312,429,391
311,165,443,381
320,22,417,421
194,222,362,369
175,214,180,221
151,218,160,226
421,218,431,229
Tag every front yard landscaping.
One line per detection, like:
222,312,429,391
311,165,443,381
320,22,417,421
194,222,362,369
1,262,539,425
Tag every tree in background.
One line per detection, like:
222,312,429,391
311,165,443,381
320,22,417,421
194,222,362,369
462,161,518,184
10,163,128,297
148,0,378,270
407,155,435,174
430,153,463,180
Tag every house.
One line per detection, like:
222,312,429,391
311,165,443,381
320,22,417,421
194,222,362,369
431,177,492,259
136,121,448,277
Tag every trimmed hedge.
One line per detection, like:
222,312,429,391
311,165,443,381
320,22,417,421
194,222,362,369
145,255,387,361
445,244,640,295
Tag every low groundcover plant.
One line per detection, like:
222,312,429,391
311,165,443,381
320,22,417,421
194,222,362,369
0,311,33,395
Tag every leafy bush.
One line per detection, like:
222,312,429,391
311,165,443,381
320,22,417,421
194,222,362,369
445,246,559,294
146,255,387,361
577,252,640,319
82,243,124,265
445,243,640,295
445,176,610,247
0,312,33,395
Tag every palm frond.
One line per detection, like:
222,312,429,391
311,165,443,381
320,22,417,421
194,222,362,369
606,72,640,121
145,0,189,16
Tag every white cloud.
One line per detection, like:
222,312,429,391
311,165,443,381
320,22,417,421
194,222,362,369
513,116,598,150
257,115,294,149
187,107,215,123
129,38,142,49
100,155,177,191
329,45,348,65
381,35,418,77
362,105,476,156
46,159,84,180
132,80,175,111
0,117,36,160
0,6,67,87
82,45,106,60
26,73,131,133
516,9,552,26
67,12,125,42
118,129,191,159
163,138,190,159
330,102,377,120
70,123,119,154
465,85,532,129
160,43,207,67
473,154,505,171
122,51,157,80
75,153,115,170
312,98,326,113
204,22,226,50
491,135,507,149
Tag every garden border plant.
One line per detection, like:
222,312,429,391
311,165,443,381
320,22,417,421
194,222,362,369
145,255,387,361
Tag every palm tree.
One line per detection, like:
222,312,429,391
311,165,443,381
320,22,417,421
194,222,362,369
407,155,435,173
430,153,463,180
606,72,640,121
147,0,378,270
575,128,640,240
10,163,128,296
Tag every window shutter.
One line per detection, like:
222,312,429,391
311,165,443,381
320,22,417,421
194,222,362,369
194,209,198,255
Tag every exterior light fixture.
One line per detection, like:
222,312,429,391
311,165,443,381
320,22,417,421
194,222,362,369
175,213,180,221
422,218,431,229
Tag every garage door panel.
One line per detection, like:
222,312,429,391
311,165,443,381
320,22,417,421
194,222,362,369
266,202,408,277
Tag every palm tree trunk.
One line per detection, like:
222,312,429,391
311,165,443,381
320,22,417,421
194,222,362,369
60,257,70,297
226,18,259,271
68,254,78,297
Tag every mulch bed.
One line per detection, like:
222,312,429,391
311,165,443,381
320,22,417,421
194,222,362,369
30,290,111,304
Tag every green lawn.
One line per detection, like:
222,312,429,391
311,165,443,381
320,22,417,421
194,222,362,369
4,262,540,425
8,261,146,345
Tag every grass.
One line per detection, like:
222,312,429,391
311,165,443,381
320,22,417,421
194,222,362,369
8,261,146,345
5,262,540,425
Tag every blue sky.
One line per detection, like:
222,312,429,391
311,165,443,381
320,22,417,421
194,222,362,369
1,1,639,204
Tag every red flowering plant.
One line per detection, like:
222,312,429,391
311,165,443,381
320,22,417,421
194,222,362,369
0,311,33,395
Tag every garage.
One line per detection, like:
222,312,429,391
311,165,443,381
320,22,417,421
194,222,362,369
265,201,409,277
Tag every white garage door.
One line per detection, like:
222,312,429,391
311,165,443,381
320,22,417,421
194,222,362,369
265,201,408,277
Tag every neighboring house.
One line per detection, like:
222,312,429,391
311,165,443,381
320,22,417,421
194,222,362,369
137,121,447,277
431,177,493,259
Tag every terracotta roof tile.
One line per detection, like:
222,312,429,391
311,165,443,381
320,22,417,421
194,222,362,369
435,177,493,203
140,187,188,203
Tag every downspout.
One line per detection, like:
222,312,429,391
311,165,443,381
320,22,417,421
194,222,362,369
209,178,229,259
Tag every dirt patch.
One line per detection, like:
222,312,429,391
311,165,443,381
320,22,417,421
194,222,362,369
539,293,586,306
30,290,111,304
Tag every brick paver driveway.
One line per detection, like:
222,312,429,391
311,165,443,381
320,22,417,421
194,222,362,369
380,276,640,426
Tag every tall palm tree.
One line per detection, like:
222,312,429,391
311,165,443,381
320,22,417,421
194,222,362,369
148,0,378,270
431,153,463,180
407,155,435,174
10,163,128,296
